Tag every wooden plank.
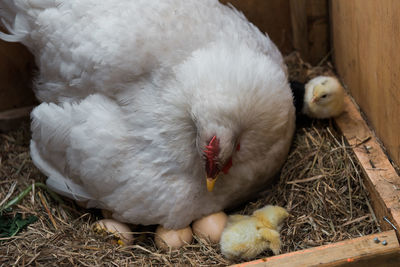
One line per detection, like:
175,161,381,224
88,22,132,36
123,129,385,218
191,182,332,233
0,105,33,132
334,94,400,233
232,230,400,267
289,0,308,59
342,251,400,267
289,0,329,64
306,0,329,64
219,0,293,54
331,0,400,166
220,0,329,62
0,40,36,112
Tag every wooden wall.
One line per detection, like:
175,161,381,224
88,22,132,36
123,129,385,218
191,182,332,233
220,0,329,62
290,0,329,64
331,0,400,166
220,0,294,54
0,41,36,112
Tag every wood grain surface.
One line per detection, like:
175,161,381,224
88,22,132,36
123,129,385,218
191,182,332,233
331,0,400,166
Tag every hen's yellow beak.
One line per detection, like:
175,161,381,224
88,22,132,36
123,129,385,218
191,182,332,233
206,177,218,192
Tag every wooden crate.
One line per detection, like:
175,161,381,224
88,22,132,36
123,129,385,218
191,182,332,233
0,1,399,265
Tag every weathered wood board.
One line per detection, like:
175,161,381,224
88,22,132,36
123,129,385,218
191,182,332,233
222,0,329,63
0,40,36,112
290,0,329,64
331,0,400,167
219,0,293,54
334,94,400,232
232,230,400,267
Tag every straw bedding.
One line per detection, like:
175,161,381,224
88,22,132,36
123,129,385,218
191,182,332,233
0,53,380,266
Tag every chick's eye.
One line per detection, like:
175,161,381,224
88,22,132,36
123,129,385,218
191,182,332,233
321,94,328,98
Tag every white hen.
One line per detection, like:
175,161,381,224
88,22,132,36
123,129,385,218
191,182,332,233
0,0,295,229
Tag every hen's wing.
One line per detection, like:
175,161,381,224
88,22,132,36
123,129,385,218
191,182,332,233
30,94,130,207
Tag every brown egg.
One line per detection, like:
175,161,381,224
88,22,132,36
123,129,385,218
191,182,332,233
155,225,193,250
92,219,134,245
192,211,228,243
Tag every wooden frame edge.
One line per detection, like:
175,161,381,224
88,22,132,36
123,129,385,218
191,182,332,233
232,230,399,267
334,93,400,233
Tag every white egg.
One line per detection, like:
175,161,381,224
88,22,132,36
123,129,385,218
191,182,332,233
192,212,228,243
155,225,193,250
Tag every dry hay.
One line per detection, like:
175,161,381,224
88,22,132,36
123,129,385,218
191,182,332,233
0,53,380,266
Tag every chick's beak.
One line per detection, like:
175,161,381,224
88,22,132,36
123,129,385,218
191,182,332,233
206,176,218,192
311,85,323,103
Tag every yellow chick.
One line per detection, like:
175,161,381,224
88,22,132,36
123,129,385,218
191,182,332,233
302,76,345,119
220,205,289,260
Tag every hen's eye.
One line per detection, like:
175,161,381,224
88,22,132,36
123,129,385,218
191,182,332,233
236,143,240,151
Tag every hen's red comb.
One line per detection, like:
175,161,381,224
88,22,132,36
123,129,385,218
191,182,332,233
204,136,219,172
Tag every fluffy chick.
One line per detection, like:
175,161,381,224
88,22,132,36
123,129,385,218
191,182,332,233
220,205,289,260
302,76,345,119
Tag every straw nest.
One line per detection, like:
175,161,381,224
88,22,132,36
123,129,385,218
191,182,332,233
0,53,379,266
